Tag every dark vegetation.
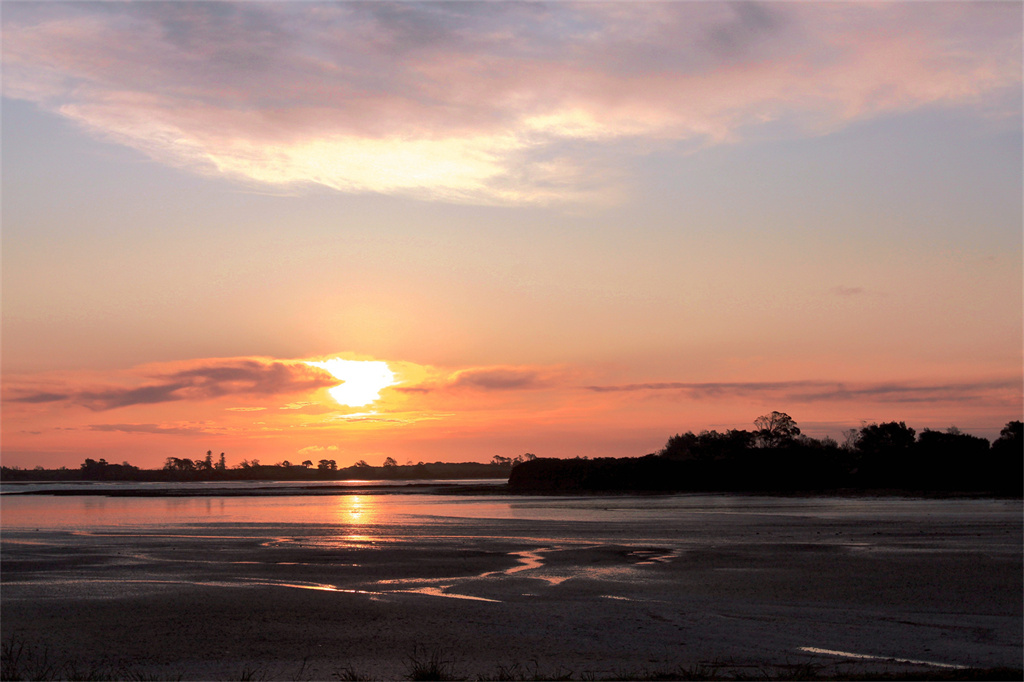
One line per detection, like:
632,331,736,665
2,414,1020,496
508,414,1023,496
0,451,524,484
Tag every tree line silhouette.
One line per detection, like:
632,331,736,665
2,414,1019,494
0,449,516,483
508,413,1022,496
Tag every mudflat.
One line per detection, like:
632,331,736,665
1,494,1021,680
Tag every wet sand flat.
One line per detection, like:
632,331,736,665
1,494,1021,679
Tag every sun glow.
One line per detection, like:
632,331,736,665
307,358,396,407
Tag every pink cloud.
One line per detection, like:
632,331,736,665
449,367,549,391
87,423,217,436
391,364,572,396
3,2,1018,204
6,358,337,411
583,377,1022,408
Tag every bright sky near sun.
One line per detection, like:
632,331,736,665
306,359,396,408
2,1,1021,469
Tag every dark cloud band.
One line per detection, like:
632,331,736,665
584,379,1020,405
10,360,337,411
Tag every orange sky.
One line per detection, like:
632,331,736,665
2,2,1021,469
4,352,1020,470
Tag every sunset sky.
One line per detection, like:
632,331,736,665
2,1,1021,470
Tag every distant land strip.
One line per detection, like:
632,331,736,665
3,416,1021,497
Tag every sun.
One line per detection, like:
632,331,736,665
306,358,396,407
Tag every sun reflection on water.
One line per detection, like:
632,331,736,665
335,495,381,543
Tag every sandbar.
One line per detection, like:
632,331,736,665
2,497,1021,680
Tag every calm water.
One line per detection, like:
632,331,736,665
2,483,1020,551
3,484,1021,674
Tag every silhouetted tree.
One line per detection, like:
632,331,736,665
855,421,916,486
217,452,227,470
989,420,1023,494
317,459,337,471
383,456,398,467
301,460,313,468
993,420,1022,452
704,429,754,458
660,429,754,462
858,421,916,454
163,457,196,472
754,412,800,448
81,458,109,479
203,450,214,471
78,458,139,481
916,427,989,489
660,432,700,460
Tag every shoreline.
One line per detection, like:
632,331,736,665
3,495,1020,680
2,481,1020,499
0,481,510,497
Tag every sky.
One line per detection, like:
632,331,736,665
2,1,1021,470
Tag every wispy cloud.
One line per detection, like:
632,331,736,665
393,365,563,395
7,358,336,411
335,415,410,424
449,367,548,391
298,444,339,456
87,423,214,435
584,378,1021,405
10,391,74,404
787,380,1022,405
3,2,1018,204
280,402,315,410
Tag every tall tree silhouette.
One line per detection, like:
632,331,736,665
754,411,800,448
855,421,915,485
990,420,1023,494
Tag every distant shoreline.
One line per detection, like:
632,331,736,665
0,480,509,497
2,480,1019,500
